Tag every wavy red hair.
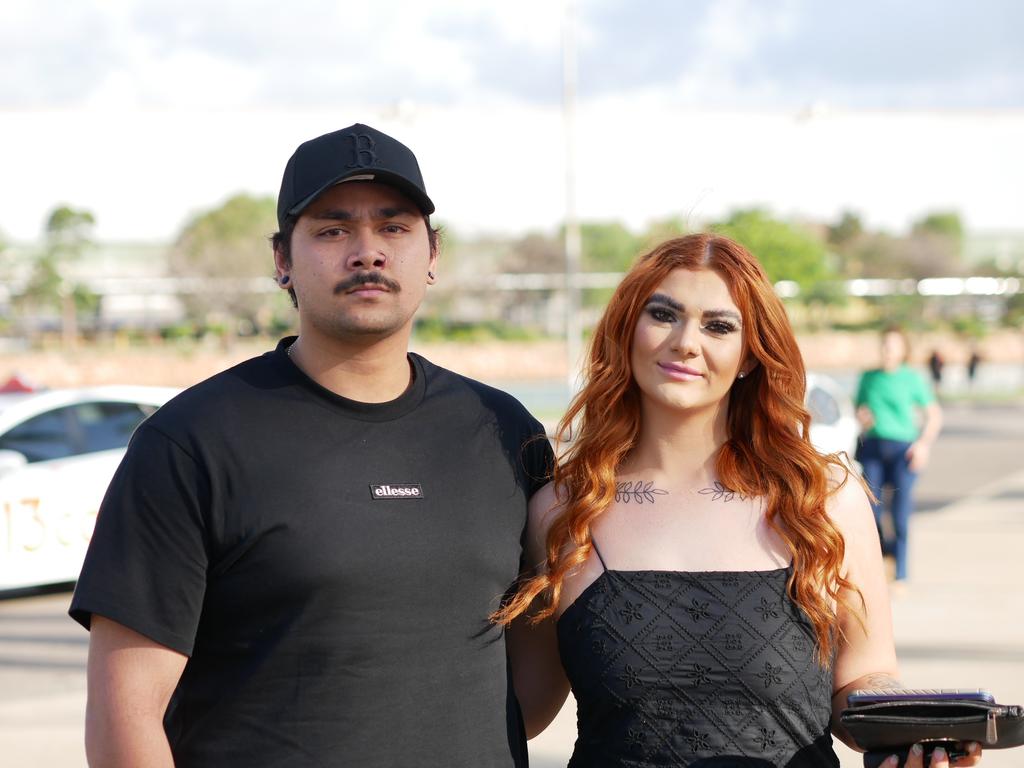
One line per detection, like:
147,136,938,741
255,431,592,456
494,233,861,665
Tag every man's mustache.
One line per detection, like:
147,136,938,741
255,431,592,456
334,272,401,295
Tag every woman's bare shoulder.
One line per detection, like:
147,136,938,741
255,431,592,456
824,463,873,532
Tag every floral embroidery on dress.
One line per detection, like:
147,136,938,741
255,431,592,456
558,568,834,764
689,663,712,685
685,731,711,751
757,727,778,750
619,664,642,689
757,596,780,621
625,727,646,749
686,599,710,621
758,661,784,689
619,601,644,624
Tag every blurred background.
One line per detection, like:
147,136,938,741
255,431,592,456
1,1,1022,766
2,0,1023,407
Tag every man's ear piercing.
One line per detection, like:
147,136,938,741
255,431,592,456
427,271,435,279
280,275,290,285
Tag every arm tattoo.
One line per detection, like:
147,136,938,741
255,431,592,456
615,480,668,504
854,672,904,690
699,481,750,502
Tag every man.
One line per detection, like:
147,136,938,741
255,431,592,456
70,123,552,767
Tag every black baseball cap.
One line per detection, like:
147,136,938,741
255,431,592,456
276,123,434,228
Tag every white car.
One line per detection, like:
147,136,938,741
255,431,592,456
0,384,178,593
805,371,858,459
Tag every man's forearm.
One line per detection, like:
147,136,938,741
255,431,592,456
918,403,942,445
85,706,175,768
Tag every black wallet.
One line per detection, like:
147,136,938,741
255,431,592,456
840,698,1024,767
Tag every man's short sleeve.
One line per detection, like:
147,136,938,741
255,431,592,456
521,418,554,498
69,423,211,655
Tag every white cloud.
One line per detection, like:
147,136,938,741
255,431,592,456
2,1,1022,244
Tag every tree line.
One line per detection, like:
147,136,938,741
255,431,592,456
2,195,1021,345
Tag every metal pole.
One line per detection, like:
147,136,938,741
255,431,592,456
562,0,582,392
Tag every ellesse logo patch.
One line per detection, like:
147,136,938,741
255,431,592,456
369,483,424,500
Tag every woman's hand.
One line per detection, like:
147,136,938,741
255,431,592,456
883,740,983,766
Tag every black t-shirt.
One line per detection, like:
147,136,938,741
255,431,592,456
70,340,552,767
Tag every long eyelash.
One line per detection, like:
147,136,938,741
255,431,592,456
706,322,738,333
646,306,675,322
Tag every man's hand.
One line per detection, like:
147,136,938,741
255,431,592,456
857,406,875,432
905,440,931,472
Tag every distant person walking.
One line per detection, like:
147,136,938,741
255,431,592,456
927,348,944,390
856,327,942,583
967,346,983,391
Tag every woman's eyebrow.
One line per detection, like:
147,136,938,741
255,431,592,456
703,308,743,324
646,292,684,311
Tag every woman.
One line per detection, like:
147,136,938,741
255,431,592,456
855,328,942,584
498,235,978,767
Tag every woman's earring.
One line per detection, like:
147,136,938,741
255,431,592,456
280,275,290,285
737,370,746,379
427,271,435,280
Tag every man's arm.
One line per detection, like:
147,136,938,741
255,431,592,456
506,482,571,739
85,616,188,767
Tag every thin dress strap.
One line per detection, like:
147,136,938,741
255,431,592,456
590,538,609,572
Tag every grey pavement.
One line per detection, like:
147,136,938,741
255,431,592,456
1,404,1022,767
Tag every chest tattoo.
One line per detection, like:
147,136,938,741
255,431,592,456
698,481,750,502
615,480,669,504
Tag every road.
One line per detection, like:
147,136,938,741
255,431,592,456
1,402,1022,767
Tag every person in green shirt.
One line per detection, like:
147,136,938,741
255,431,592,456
855,327,943,583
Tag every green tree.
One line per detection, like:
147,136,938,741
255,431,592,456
505,231,563,274
907,210,965,278
711,209,834,301
169,194,279,333
912,211,964,243
828,210,864,248
577,221,640,273
638,216,689,253
18,205,98,345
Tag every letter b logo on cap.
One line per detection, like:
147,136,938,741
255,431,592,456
347,132,379,168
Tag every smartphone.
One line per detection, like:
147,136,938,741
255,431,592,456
848,688,995,706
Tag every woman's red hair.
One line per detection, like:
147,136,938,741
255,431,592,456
494,233,860,665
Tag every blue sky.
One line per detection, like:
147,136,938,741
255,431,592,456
1,0,1022,241
3,0,1021,110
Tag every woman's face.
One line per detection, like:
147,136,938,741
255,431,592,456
630,267,750,417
